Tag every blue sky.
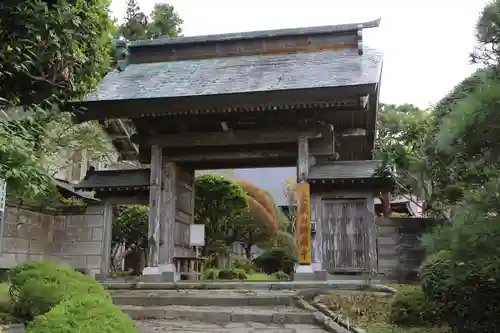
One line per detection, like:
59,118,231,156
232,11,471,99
110,0,487,108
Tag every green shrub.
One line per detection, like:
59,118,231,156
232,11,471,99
389,285,440,326
253,247,295,275
203,268,219,280
217,268,247,280
420,250,453,310
27,295,137,333
9,260,109,321
420,215,500,333
231,256,256,274
272,270,290,280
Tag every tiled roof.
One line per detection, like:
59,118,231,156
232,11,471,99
84,47,383,102
129,18,381,48
74,169,150,190
308,160,383,180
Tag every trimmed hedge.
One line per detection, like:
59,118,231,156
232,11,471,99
9,260,109,321
27,295,137,333
388,285,440,326
9,260,137,333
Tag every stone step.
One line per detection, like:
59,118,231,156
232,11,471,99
103,280,391,292
121,305,316,325
113,289,297,307
136,320,328,333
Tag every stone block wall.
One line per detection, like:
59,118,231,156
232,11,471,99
376,217,435,282
0,203,106,275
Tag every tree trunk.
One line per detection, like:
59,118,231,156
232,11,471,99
244,243,252,260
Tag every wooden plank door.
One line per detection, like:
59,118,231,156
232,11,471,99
322,199,371,273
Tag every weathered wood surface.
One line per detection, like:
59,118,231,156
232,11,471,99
376,217,435,282
159,162,176,266
297,136,309,183
147,145,162,267
321,199,372,273
134,129,322,148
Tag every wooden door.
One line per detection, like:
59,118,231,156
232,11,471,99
322,199,371,273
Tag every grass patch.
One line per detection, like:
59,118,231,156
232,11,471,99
247,273,276,280
317,287,448,333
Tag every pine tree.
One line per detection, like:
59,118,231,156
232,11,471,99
120,0,149,41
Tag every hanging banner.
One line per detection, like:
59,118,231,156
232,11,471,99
295,183,311,265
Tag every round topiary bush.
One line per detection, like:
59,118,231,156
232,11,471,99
26,295,137,333
389,285,440,326
9,260,109,321
253,247,295,275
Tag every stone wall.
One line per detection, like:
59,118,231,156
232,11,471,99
0,203,106,275
376,217,435,282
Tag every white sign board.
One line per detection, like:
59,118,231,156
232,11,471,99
189,224,205,247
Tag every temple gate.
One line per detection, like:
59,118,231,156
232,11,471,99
73,18,390,280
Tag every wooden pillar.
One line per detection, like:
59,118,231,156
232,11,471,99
146,144,162,268
297,137,309,184
295,136,314,276
159,162,176,271
100,200,113,276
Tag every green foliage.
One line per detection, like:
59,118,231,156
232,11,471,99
113,205,148,252
27,294,137,333
0,0,112,197
0,0,112,106
9,260,109,321
375,103,436,217
195,174,248,256
231,256,256,274
389,285,440,326
218,268,247,280
203,268,219,280
253,247,296,275
118,0,183,41
148,3,183,39
271,270,290,281
471,0,500,66
420,251,453,310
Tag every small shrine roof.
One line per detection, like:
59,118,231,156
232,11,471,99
74,169,150,192
84,47,382,102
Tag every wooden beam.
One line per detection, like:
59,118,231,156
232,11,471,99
163,150,296,162
297,136,309,183
310,124,335,157
134,129,322,148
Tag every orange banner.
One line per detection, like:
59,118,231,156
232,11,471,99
295,183,311,265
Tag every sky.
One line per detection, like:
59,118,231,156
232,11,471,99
110,0,488,109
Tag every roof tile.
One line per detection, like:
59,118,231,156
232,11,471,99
85,48,383,102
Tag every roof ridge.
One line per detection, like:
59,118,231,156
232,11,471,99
129,18,381,49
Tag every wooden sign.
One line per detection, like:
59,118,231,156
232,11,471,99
295,183,311,265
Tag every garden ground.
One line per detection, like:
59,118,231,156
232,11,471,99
316,284,448,333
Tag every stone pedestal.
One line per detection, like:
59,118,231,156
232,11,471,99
141,264,177,282
294,264,328,281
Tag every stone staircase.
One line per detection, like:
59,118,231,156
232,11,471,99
112,289,331,333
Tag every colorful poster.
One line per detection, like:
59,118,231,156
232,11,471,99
295,183,311,265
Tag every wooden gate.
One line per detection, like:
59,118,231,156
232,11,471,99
321,199,373,273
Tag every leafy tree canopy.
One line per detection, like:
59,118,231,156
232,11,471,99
0,0,113,198
194,174,248,255
118,0,183,41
